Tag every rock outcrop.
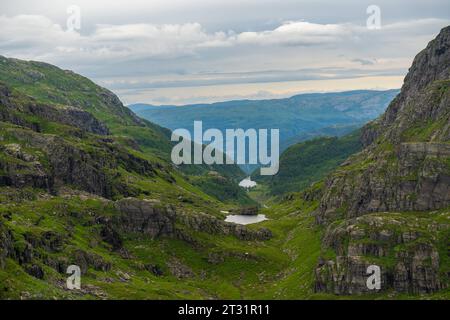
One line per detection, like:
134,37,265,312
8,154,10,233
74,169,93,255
315,213,448,294
0,82,109,135
98,198,272,244
113,198,177,239
317,141,450,223
179,212,272,241
0,221,14,269
230,206,259,216
72,249,112,275
0,127,157,198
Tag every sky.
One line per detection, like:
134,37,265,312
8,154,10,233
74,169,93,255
0,0,449,105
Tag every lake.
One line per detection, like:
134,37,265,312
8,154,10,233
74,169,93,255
225,214,268,225
238,177,257,188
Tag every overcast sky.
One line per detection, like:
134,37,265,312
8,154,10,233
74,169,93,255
1,0,449,105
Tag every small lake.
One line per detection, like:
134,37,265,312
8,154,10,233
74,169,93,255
225,214,268,225
239,177,257,188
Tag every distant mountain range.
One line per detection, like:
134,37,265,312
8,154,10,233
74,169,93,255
130,89,399,172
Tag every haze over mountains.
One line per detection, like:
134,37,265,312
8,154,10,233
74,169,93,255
130,90,398,172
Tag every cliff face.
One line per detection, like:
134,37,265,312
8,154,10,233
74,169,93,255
315,213,448,294
315,26,450,295
380,26,450,137
318,27,450,223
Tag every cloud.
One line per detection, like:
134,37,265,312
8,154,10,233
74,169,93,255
0,16,359,63
235,21,353,46
0,15,226,62
0,15,79,52
0,12,448,104
100,66,407,91
1,14,447,63
352,58,377,65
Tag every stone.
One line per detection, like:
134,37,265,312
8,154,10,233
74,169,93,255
145,264,164,276
25,264,44,279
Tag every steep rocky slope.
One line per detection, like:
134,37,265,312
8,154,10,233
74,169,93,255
314,26,450,295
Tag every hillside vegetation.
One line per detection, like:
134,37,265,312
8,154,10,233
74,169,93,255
0,56,252,206
253,130,362,196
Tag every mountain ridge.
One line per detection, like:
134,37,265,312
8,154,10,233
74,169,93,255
130,89,399,168
130,89,399,109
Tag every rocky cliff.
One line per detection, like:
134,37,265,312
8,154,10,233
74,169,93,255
315,213,448,294
314,26,450,295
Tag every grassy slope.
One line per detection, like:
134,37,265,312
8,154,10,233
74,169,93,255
253,130,362,196
0,55,252,206
3,186,446,300
0,186,322,299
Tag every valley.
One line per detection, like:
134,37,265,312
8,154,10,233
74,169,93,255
0,26,449,300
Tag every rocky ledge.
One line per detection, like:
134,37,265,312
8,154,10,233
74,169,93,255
98,198,272,247
315,212,449,295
